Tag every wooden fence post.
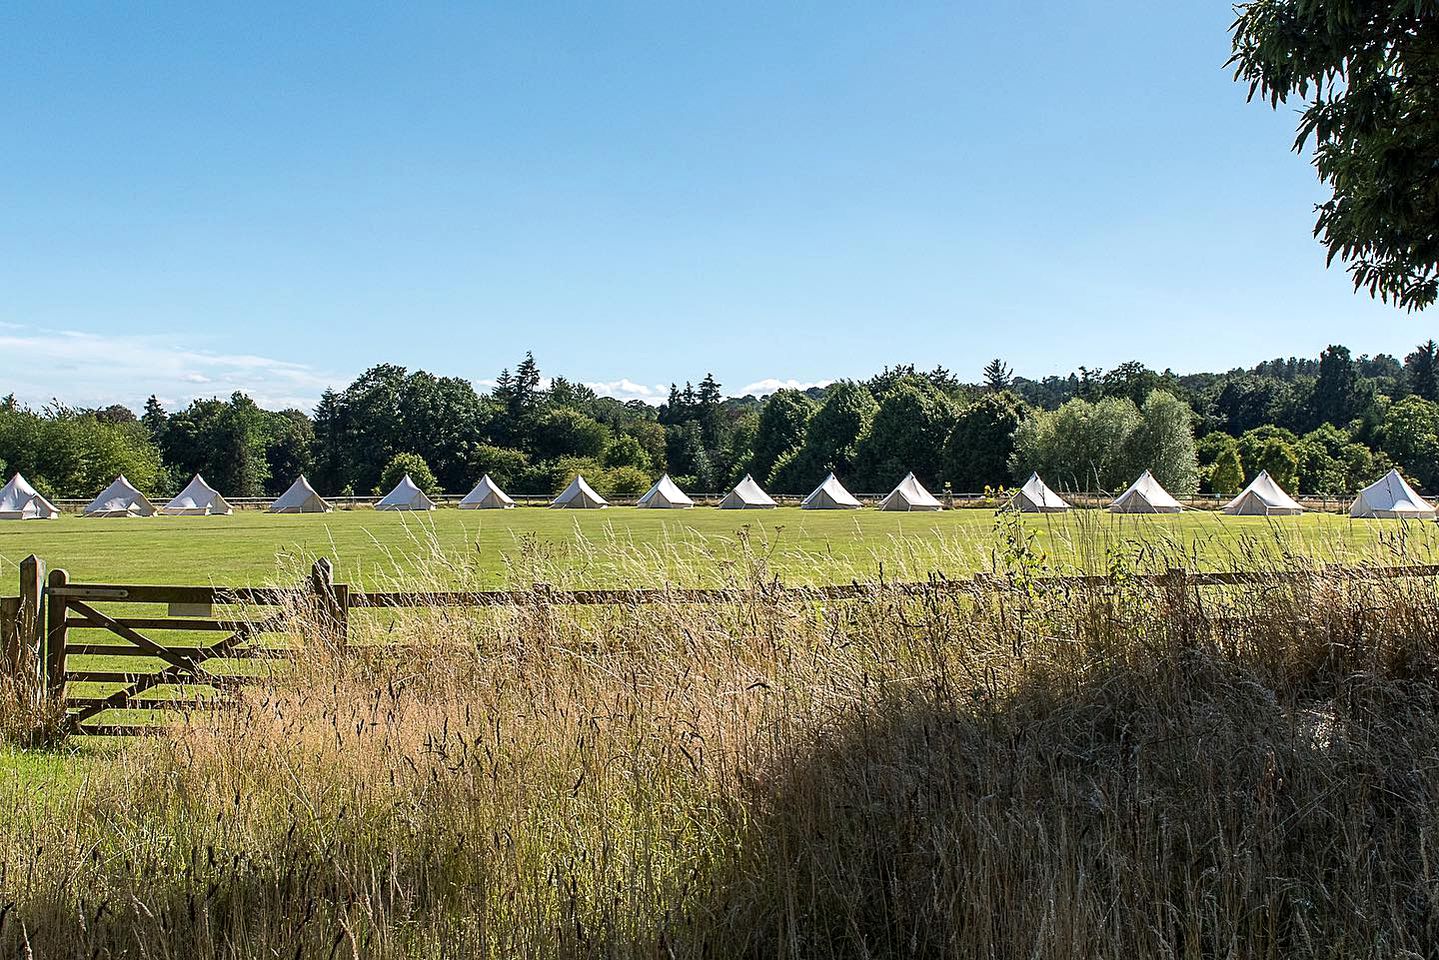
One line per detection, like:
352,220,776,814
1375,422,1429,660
44,568,69,703
0,598,18,679
1162,567,1191,634
310,559,348,646
17,556,45,691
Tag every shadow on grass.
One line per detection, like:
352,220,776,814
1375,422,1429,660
677,649,1439,958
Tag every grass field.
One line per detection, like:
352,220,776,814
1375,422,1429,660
2,506,1438,589
4,525,1438,957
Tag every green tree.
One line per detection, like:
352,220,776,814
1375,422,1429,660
1312,345,1358,428
622,420,668,473
1209,444,1245,496
1377,394,1439,489
396,372,486,493
665,421,716,491
941,391,1025,491
607,466,652,499
715,409,759,488
161,393,272,497
1237,425,1300,482
1125,391,1199,495
853,378,955,490
750,390,816,485
1405,339,1439,400
378,452,439,496
465,444,529,489
1254,437,1301,493
262,410,314,495
982,358,1012,391
602,434,654,472
774,382,878,491
534,408,609,460
1209,374,1300,434
310,388,350,495
695,373,724,448
1231,0,1439,309
1295,423,1379,496
141,395,168,443
0,406,163,498
1101,361,1175,408
1009,395,1143,492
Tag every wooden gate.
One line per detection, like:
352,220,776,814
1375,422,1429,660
42,560,343,735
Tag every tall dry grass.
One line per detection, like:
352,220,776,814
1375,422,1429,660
3,517,1439,958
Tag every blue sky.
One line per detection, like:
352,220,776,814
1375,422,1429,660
0,2,1428,411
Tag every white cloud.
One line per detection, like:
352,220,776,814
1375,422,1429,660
0,325,347,411
583,379,668,402
737,378,834,397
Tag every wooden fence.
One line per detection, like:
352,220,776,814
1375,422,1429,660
4,555,1439,736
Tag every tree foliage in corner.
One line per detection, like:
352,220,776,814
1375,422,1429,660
1230,0,1439,309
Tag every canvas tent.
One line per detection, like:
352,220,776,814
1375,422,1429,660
636,474,694,509
1223,470,1303,516
161,474,233,516
878,472,942,511
1109,470,1183,514
459,474,515,510
269,475,331,514
83,475,156,518
718,474,777,510
1009,473,1071,513
375,474,437,511
801,473,862,510
551,475,608,509
0,473,58,520
1349,469,1436,519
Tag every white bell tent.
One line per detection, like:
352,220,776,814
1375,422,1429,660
375,474,437,511
161,474,233,516
551,475,608,509
1009,473,1071,513
1349,469,1436,519
0,473,58,520
878,472,942,511
1222,470,1303,516
269,475,332,514
82,475,156,518
1109,470,1183,514
718,474,777,509
801,473,862,510
458,474,516,510
636,474,695,509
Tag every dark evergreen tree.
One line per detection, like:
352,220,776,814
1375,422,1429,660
941,391,1026,491
142,395,168,443
1313,345,1359,428
982,358,1012,392
1405,340,1439,401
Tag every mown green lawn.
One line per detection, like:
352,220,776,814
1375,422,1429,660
0,506,1436,590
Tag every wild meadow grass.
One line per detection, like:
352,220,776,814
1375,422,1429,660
3,515,1439,957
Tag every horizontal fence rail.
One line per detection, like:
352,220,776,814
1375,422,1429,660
5,555,1439,736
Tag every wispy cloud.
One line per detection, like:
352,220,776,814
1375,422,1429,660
0,325,347,412
0,323,834,413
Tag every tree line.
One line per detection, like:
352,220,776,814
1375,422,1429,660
2,341,1438,501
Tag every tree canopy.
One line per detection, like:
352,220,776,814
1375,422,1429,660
1231,0,1439,309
